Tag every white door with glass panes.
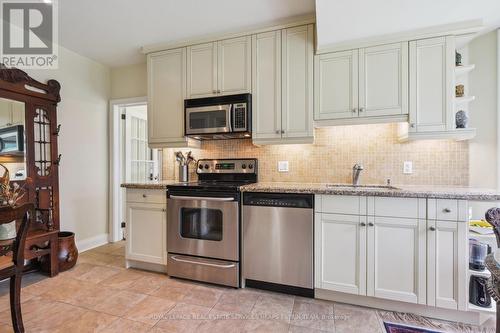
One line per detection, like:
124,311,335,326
125,105,160,182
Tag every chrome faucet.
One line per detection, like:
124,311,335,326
352,164,364,186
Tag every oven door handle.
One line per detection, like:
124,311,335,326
170,255,236,269
169,195,235,202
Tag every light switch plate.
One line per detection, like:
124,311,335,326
403,161,413,174
278,161,289,172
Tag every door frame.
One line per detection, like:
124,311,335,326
109,96,147,243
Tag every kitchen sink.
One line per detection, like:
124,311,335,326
326,184,402,190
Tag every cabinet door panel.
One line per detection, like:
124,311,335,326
317,213,366,295
148,48,192,146
281,24,314,138
409,37,453,132
126,202,166,264
187,42,217,98
218,36,251,95
359,42,408,117
367,217,426,304
427,220,466,310
252,31,282,140
314,50,358,120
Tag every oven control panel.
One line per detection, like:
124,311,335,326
196,159,257,174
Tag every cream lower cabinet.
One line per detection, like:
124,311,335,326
252,24,314,145
316,195,466,310
125,189,167,268
367,216,426,304
147,48,199,148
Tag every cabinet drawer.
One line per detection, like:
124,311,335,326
319,195,366,215
126,189,166,204
435,200,458,221
369,197,424,218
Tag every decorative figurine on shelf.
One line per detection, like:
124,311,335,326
456,51,462,66
455,110,469,128
0,164,29,240
456,84,465,97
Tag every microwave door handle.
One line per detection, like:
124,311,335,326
227,104,233,132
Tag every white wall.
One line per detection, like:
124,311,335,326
469,30,498,188
315,0,500,50
26,46,111,249
111,63,147,99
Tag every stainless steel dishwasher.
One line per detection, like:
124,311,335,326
242,192,314,297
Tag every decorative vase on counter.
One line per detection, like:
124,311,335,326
41,231,79,272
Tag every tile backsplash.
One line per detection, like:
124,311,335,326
162,123,469,186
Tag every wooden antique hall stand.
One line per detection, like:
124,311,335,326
0,65,62,277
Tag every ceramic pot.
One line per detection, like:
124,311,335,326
57,231,78,271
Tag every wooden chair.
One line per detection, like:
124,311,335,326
0,203,33,333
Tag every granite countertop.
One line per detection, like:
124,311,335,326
121,180,178,189
239,182,500,201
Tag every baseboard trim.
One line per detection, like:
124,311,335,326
315,288,488,326
76,233,109,253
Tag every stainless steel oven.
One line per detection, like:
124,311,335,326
167,193,239,261
166,158,258,288
184,93,251,139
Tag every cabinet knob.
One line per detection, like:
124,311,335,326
359,107,365,112
410,123,415,128
352,108,358,113
429,226,436,231
217,90,221,94
443,208,451,213
142,194,147,198
212,90,217,94
368,222,374,227
281,130,285,134
360,222,366,226
275,130,280,134
162,208,166,212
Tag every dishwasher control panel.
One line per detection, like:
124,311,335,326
243,192,313,209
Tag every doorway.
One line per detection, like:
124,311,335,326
109,97,162,243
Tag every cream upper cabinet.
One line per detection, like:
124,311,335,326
314,50,358,120
408,37,453,133
0,99,24,128
218,36,251,95
187,42,218,98
281,24,314,139
147,48,200,148
187,37,251,98
367,216,426,304
359,42,408,118
314,42,408,125
252,30,282,140
252,24,314,145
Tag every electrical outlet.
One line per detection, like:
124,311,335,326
278,161,289,172
403,161,413,174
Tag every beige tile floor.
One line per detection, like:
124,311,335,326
0,242,495,332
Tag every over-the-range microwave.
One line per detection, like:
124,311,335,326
184,93,251,140
0,125,24,156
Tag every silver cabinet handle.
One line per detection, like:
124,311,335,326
217,90,221,94
212,90,217,94
429,226,436,231
171,255,235,269
360,222,366,226
352,108,358,113
142,194,147,198
281,130,285,134
169,195,234,202
275,130,280,134
443,208,451,213
162,208,166,212
368,222,374,227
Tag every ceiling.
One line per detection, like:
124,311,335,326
58,0,315,67
316,0,500,49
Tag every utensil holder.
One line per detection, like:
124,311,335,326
179,165,189,182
